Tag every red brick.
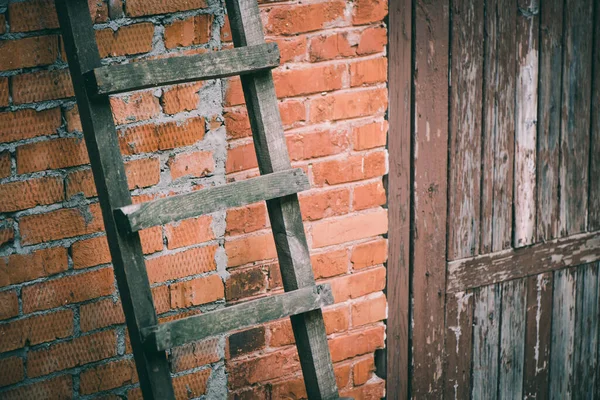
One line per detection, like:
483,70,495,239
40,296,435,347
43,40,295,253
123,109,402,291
224,109,251,139
268,318,294,347
168,150,214,180
0,356,24,387
0,152,10,178
80,297,125,332
19,205,104,245
169,273,224,308
221,16,232,42
152,285,171,314
110,91,160,125
353,356,375,386
225,232,277,267
352,293,386,327
224,76,244,106
119,117,205,155
227,326,266,358
165,215,214,249
0,176,63,212
353,120,388,150
329,325,384,362
270,363,351,398
146,245,217,284
330,266,386,302
171,337,220,372
274,64,345,98
17,137,88,174
312,209,387,248
11,69,74,104
228,347,299,389
310,88,388,123
351,238,387,269
0,309,73,352
0,375,72,400
8,0,106,32
353,180,386,211
287,128,349,161
139,226,163,255
96,23,154,58
357,26,387,55
71,236,111,269
280,100,306,128
164,14,213,49
323,305,350,334
350,57,388,86
126,0,208,17
28,330,117,377
312,151,387,186
353,0,388,25
265,2,346,36
311,249,348,279
0,290,19,320
0,108,62,144
0,223,14,247
309,32,356,62
273,36,307,63
225,266,266,301
340,380,385,399
0,77,8,107
127,369,211,399
0,247,68,287
80,358,138,395
161,82,203,114
226,203,267,235
225,142,258,173
65,105,82,132
0,36,59,71
299,188,350,222
22,267,114,313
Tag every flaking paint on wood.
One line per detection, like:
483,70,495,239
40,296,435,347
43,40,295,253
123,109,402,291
444,291,474,400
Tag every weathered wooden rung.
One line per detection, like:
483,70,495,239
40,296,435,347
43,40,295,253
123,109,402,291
114,168,309,234
85,43,280,95
141,284,334,351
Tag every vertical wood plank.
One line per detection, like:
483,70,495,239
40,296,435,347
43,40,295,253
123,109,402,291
387,0,411,396
514,0,539,247
448,0,484,260
444,291,474,400
536,0,564,241
549,267,577,399
559,0,594,236
412,0,450,397
498,279,526,398
589,1,600,231
573,262,599,398
472,284,501,400
523,272,553,399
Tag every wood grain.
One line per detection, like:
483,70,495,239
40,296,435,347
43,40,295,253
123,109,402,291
89,43,280,95
589,3,600,231
498,279,526,397
444,291,474,400
447,230,600,292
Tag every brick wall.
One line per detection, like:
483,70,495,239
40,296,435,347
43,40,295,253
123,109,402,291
0,0,388,398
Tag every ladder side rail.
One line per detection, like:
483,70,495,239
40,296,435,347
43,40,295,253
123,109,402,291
224,0,340,397
54,1,175,398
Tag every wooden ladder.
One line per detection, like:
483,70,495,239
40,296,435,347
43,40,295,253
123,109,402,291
55,0,343,398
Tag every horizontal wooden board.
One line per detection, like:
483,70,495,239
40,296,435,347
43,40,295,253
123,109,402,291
88,43,280,95
447,231,600,292
142,284,333,351
114,168,309,233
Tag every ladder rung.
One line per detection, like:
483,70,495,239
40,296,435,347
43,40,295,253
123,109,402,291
114,168,309,234
141,284,333,351
86,43,280,96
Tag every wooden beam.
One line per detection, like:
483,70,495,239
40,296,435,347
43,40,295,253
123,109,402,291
88,43,280,95
142,284,334,351
115,168,309,233
447,230,600,292
54,0,174,398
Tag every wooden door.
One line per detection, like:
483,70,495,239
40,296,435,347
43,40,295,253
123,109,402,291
387,0,600,398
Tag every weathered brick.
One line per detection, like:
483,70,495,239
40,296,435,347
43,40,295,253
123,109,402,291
146,245,217,284
329,266,386,302
119,117,205,155
0,36,59,71
0,290,19,320
351,238,387,269
299,188,350,221
265,2,346,36
353,180,386,211
0,309,74,352
340,380,385,398
161,82,203,114
227,326,266,358
225,142,258,173
287,128,349,161
226,203,267,235
0,223,14,247
225,266,266,301
170,337,220,372
312,209,387,248
80,358,138,395
352,120,388,150
0,356,24,387
0,246,68,287
310,88,388,123
225,232,277,267
80,297,125,332
0,176,63,212
228,347,299,389
312,151,387,186
311,248,348,279
353,355,375,386
273,63,345,98
168,150,214,180
17,137,88,174
165,215,214,249
357,26,387,55
351,293,386,327
164,14,213,49
169,273,224,308
11,69,74,104
270,363,351,398
323,305,350,333
352,0,388,25
0,108,61,144
0,375,72,400
28,330,117,377
0,77,8,107
0,152,10,178
224,76,244,106
22,267,114,313
126,0,208,17
329,325,384,362
65,105,82,132
350,57,388,86
8,0,107,32
96,23,155,58
273,36,307,63
110,91,161,125
309,32,356,62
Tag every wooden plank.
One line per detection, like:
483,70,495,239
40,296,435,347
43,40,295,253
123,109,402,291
536,0,563,241
589,2,600,231
523,272,553,400
115,168,309,233
89,43,280,95
498,279,526,398
513,0,539,247
386,0,411,396
412,0,449,397
559,0,594,236
224,0,339,397
549,267,577,399
444,291,474,400
472,284,501,400
54,0,174,398
573,262,599,398
448,0,484,260
447,230,600,292
142,284,333,351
